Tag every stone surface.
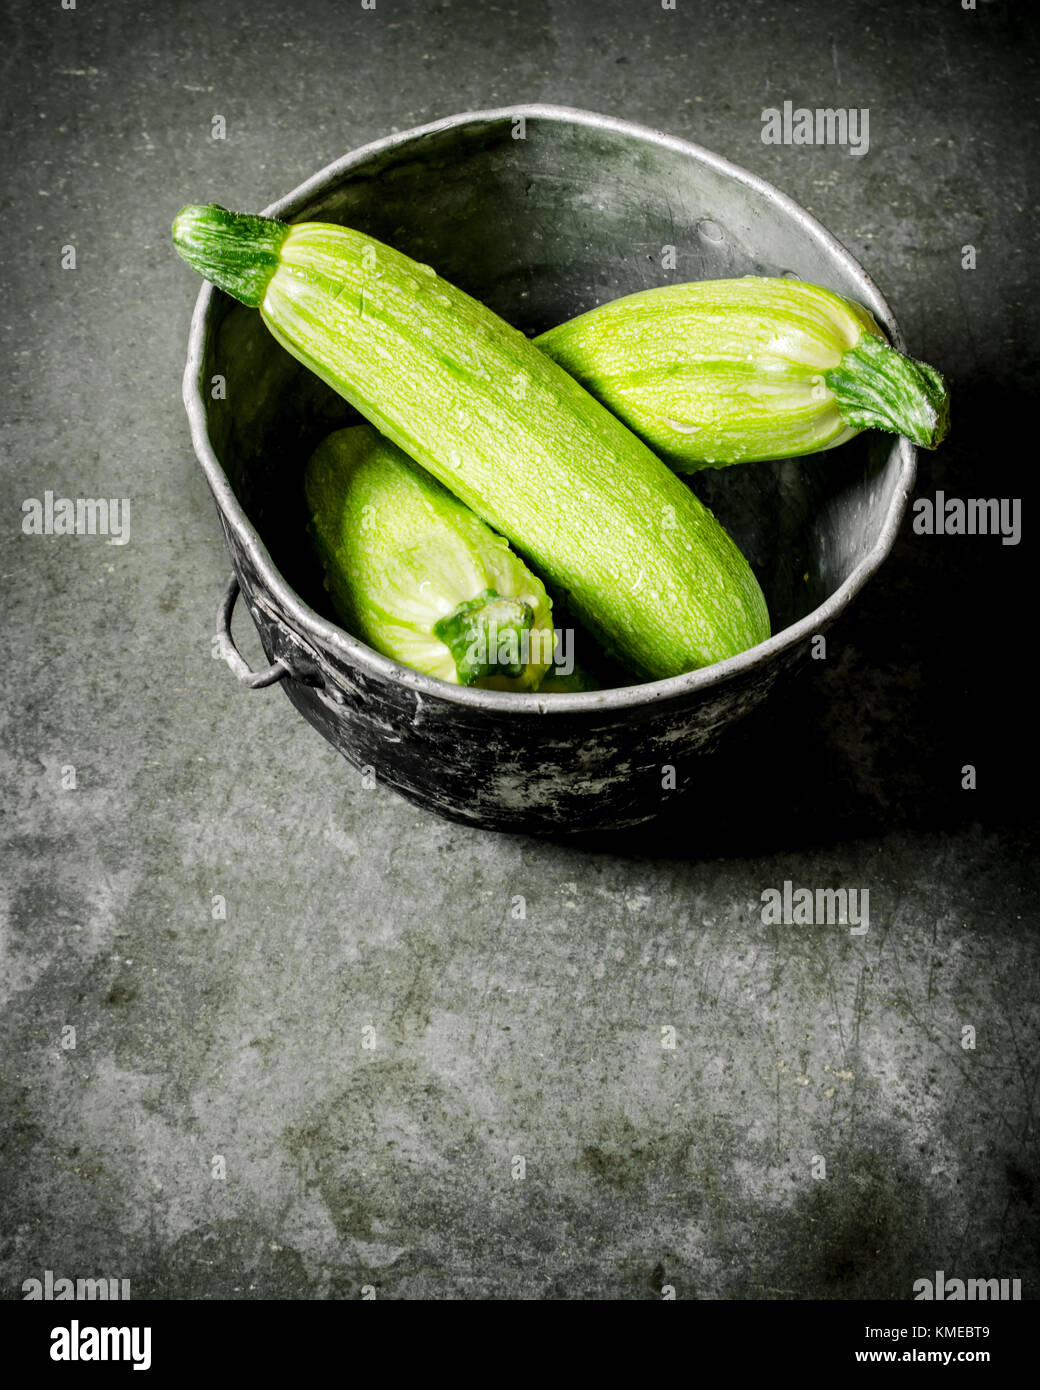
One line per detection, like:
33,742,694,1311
1,0,1037,1300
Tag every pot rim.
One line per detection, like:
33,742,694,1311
182,102,917,717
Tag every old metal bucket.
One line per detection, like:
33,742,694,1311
183,105,915,834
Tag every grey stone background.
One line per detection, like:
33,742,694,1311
2,0,1037,1299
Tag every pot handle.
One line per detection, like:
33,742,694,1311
215,574,290,688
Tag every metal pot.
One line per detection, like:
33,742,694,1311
183,105,915,835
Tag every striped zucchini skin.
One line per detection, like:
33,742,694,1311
536,277,947,469
305,425,555,691
255,221,770,681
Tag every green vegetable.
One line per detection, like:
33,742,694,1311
536,276,949,470
305,425,555,691
173,204,770,681
537,664,601,694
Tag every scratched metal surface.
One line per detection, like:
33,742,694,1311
1,0,1037,1299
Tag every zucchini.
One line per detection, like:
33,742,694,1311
535,277,950,470
537,664,601,694
173,205,770,681
305,424,555,691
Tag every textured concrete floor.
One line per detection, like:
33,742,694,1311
2,0,1038,1299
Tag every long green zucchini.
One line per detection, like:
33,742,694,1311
305,425,555,691
173,205,770,681
536,277,949,470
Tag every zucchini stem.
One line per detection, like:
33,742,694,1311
172,204,288,308
433,590,537,684
826,334,950,450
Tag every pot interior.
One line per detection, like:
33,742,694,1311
200,113,901,674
